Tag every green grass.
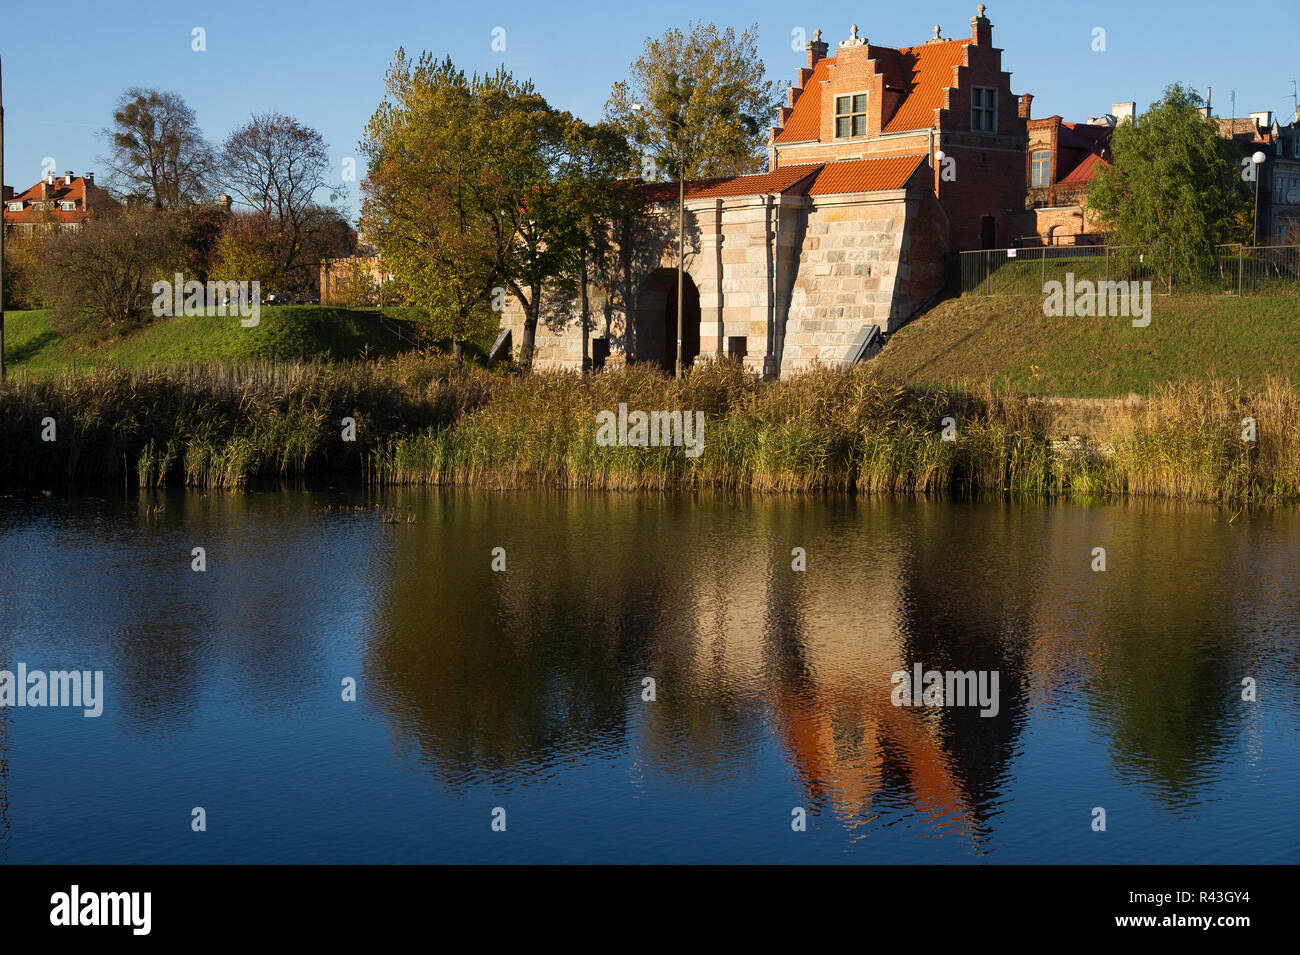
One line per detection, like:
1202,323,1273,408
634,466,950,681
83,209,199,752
1,306,433,375
874,294,1300,397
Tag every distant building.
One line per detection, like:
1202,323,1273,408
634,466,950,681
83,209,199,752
1015,106,1125,246
1268,114,1300,243
2,171,110,238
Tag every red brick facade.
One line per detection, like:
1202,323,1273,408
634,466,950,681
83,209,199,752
770,6,1029,251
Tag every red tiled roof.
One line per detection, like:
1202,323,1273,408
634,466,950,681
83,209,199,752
638,156,927,202
805,155,927,194
639,164,822,202
881,40,971,133
774,38,971,144
775,58,832,143
3,175,102,224
1058,151,1107,185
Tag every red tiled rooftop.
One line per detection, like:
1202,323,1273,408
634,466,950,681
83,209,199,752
774,38,972,144
1058,151,1108,186
638,155,927,202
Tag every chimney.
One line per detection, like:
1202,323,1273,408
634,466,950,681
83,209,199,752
970,3,992,46
85,172,95,186
1018,93,1033,119
64,170,74,185
1112,101,1136,124
2,185,12,202
807,27,828,67
1249,110,1273,132
41,181,52,200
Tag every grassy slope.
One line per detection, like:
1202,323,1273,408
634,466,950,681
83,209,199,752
874,294,1300,397
1,306,429,374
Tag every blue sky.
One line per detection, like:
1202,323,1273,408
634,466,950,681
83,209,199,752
4,0,1297,220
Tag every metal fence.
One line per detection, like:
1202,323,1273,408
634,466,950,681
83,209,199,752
958,244,1300,297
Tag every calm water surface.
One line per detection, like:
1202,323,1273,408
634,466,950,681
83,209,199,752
0,488,1296,863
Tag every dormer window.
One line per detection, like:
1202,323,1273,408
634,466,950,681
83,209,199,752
972,87,998,132
834,93,868,138
60,201,77,212
1031,150,1051,186
6,201,22,213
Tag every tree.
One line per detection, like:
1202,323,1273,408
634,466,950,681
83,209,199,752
1087,83,1252,287
605,21,777,181
476,75,588,367
217,112,348,294
360,53,498,360
40,205,175,333
550,119,638,370
103,88,212,207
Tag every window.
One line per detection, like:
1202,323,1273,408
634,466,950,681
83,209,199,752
1031,150,1051,186
971,86,997,132
835,92,868,138
6,201,22,212
60,201,77,212
1294,137,1300,159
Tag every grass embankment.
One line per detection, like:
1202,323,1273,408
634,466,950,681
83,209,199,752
875,294,1300,397
3,345,1298,504
1,306,444,374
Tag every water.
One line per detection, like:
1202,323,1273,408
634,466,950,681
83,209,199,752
0,487,1296,864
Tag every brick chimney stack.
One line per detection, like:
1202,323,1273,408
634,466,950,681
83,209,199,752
807,28,828,68
971,3,992,46
1018,94,1033,119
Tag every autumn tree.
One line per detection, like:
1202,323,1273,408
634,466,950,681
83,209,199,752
605,21,777,181
39,205,175,333
103,88,213,207
1087,83,1251,286
550,119,638,370
217,113,350,295
360,53,498,359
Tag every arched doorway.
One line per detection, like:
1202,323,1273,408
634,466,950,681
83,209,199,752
634,268,701,373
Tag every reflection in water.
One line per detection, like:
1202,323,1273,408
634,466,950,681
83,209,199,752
0,488,1296,863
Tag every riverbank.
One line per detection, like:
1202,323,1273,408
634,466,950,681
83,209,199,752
2,357,1297,504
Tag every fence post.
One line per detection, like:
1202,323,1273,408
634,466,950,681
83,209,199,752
1105,245,1110,284
1238,245,1243,297
1040,246,1045,290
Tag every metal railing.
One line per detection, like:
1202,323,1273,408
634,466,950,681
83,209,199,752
958,244,1300,297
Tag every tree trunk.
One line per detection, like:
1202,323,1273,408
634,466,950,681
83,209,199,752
521,305,538,370
580,248,590,373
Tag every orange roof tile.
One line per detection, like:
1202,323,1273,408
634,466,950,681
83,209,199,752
639,163,822,202
774,38,971,144
775,58,832,143
806,155,928,194
1058,151,1107,186
638,156,927,203
881,40,970,133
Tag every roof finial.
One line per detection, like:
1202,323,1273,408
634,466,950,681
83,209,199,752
933,24,942,39
813,28,821,42
839,23,866,47
978,3,987,16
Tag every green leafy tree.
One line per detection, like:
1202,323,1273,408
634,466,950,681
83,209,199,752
1087,83,1252,287
475,75,588,367
605,21,777,181
550,119,639,370
360,53,500,360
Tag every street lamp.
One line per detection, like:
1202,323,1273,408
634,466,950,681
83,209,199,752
631,101,687,379
1251,151,1266,244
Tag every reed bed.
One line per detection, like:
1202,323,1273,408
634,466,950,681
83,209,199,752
3,356,1298,504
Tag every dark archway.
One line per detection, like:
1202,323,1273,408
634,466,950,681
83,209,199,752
634,268,701,373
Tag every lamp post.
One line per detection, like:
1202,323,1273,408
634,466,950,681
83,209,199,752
1251,150,1266,244
631,101,687,379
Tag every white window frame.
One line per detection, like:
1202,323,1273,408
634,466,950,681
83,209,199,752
1030,149,1051,187
59,201,77,212
971,86,998,132
833,91,870,139
6,201,22,212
